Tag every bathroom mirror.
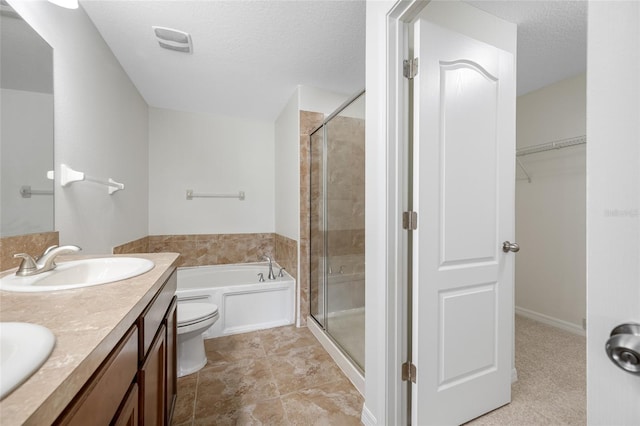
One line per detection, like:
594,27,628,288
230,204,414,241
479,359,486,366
0,1,54,237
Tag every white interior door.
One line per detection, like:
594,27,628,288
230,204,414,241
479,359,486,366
586,2,640,424
411,18,516,425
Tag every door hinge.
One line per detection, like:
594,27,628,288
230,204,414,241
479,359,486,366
403,58,419,79
402,211,418,230
402,362,417,383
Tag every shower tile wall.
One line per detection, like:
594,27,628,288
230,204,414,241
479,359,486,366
0,231,59,271
325,115,365,313
307,113,365,319
300,111,325,326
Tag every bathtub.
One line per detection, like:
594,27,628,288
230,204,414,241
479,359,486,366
176,262,295,339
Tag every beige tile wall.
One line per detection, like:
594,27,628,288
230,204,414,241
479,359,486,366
0,232,60,272
300,111,325,326
112,236,149,255
305,112,366,320
114,233,276,267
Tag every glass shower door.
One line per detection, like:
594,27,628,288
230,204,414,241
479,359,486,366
324,93,365,370
309,92,365,372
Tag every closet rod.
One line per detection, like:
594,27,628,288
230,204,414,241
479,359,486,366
516,135,586,157
516,135,586,183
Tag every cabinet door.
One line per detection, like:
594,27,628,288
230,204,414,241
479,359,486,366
165,297,177,424
112,383,139,426
56,327,138,426
139,325,166,426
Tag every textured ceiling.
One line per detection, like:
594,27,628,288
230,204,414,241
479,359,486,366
81,0,366,120
81,0,586,121
467,0,587,95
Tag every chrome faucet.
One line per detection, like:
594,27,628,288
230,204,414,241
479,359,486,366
13,245,81,276
262,254,276,280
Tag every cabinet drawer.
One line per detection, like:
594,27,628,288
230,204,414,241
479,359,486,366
57,325,138,426
139,269,176,361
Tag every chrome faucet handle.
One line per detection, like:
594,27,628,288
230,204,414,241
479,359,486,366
278,267,285,278
13,253,37,276
257,272,265,282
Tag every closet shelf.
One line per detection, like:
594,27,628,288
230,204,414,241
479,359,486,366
517,135,586,157
516,135,586,183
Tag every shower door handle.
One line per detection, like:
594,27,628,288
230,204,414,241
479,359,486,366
502,241,520,253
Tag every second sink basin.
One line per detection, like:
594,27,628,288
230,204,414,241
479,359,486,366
0,322,55,400
0,257,155,292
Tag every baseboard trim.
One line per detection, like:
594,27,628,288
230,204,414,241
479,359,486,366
361,404,377,426
515,306,585,336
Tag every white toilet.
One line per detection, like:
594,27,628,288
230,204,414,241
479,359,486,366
177,301,219,377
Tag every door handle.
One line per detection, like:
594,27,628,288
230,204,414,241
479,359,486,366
606,323,640,375
502,241,520,253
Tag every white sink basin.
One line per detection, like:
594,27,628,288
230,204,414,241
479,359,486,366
0,322,55,400
0,257,155,292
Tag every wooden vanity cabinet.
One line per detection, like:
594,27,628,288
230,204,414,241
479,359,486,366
137,269,177,426
54,268,177,426
165,298,178,423
56,326,139,426
139,325,166,425
112,383,139,426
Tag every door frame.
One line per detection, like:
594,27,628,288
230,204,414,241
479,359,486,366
368,1,515,424
364,1,430,425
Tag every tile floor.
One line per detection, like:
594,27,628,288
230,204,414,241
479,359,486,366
171,325,364,425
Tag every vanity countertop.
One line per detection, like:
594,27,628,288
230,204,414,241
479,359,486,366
0,252,179,426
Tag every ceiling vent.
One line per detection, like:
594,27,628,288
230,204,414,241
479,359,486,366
152,26,192,54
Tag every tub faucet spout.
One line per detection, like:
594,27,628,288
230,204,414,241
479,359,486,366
262,255,276,280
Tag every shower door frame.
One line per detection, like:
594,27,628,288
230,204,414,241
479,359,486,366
308,89,366,374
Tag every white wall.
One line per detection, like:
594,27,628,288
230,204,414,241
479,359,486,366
274,85,348,241
515,74,586,333
274,90,300,240
364,1,396,424
0,89,54,236
148,107,275,235
299,85,349,116
9,1,149,254
587,2,640,423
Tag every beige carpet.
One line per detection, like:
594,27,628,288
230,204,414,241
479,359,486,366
468,315,586,425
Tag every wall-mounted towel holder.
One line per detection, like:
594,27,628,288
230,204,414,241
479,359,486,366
20,185,54,198
186,190,245,200
60,164,125,195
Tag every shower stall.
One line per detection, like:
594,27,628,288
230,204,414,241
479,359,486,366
309,91,365,374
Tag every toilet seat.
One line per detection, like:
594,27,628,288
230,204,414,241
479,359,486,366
178,302,219,328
